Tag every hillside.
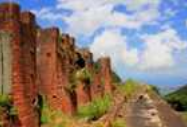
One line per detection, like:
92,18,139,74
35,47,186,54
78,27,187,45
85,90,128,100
165,85,187,111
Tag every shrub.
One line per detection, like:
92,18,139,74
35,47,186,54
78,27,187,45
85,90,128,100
93,62,101,73
0,94,12,107
111,71,121,84
40,100,72,127
165,93,187,111
77,94,112,120
117,79,140,98
164,85,187,111
147,85,160,95
75,68,92,84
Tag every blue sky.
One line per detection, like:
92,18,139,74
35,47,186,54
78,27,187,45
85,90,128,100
1,0,187,86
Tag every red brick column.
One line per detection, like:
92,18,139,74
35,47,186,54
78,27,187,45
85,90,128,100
37,28,75,115
20,11,38,103
98,57,113,94
91,73,104,99
76,80,91,106
0,3,39,127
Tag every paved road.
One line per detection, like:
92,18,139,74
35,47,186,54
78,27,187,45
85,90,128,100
125,92,187,127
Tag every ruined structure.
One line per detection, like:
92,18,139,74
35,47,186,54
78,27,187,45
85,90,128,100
0,3,38,127
0,2,114,126
98,57,113,94
37,29,76,114
75,49,93,106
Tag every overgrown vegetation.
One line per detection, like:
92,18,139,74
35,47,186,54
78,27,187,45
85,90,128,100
0,94,11,107
111,71,121,84
164,85,187,111
67,68,92,93
181,112,187,123
40,97,74,127
148,85,160,95
77,94,112,120
93,62,101,74
75,68,92,84
111,118,126,127
0,94,18,126
116,79,141,98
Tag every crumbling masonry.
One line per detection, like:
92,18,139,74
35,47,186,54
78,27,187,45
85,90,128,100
0,2,114,127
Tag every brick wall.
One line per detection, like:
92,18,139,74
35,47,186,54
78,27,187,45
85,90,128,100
37,28,75,114
0,2,115,125
0,3,39,127
98,57,113,94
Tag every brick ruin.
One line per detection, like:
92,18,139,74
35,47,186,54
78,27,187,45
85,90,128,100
0,2,114,127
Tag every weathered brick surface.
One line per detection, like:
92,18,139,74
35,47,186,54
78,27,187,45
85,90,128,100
0,2,115,125
74,49,93,105
78,48,93,69
98,57,113,94
37,28,59,105
0,3,39,127
76,81,91,106
37,28,75,114
91,73,104,99
20,11,38,105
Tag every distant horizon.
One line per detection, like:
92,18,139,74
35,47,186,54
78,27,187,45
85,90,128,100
1,0,187,86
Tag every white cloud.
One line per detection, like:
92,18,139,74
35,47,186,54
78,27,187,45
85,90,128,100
31,8,65,21
90,29,139,69
140,39,174,70
185,20,187,27
139,28,187,70
56,0,161,36
90,27,187,72
31,0,163,36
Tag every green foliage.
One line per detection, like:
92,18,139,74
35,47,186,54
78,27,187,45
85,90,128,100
67,68,92,93
0,94,11,107
111,71,121,84
165,93,187,111
75,68,92,84
147,85,160,95
93,62,101,73
40,99,72,127
165,85,187,111
77,94,112,120
117,79,140,98
67,71,77,93
111,118,126,127
0,94,18,122
181,112,187,123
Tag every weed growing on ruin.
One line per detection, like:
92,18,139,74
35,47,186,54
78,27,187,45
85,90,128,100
93,62,101,74
0,94,11,107
75,68,92,84
40,100,73,127
77,94,111,120
0,94,18,125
